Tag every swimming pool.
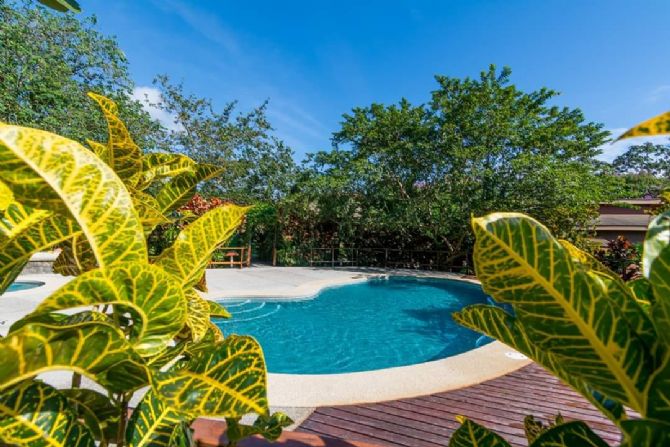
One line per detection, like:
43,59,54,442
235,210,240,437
217,276,492,374
5,281,45,293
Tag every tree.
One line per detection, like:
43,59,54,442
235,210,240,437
612,141,670,177
150,76,297,204
0,0,161,149
288,65,609,262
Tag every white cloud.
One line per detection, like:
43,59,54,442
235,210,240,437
648,85,670,103
131,86,182,131
596,127,669,163
150,0,238,54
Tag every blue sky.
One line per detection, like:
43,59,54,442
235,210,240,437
84,0,670,162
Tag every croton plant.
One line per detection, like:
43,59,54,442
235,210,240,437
0,93,290,446
447,112,670,446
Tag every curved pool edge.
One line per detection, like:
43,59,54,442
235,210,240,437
211,269,479,302
267,340,532,407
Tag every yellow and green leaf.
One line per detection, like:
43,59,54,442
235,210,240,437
528,421,608,447
225,412,293,444
155,205,248,289
87,93,143,187
155,164,222,214
137,153,197,191
0,321,149,393
0,203,80,293
208,300,231,319
0,124,147,268
453,305,626,423
154,335,268,418
37,0,81,13
126,390,189,447
184,290,210,342
471,213,652,412
60,388,119,444
32,263,187,357
448,416,511,447
616,111,670,140
0,381,95,447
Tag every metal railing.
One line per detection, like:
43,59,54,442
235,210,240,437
285,247,471,273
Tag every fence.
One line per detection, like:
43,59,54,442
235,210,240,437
209,246,252,268
285,247,471,274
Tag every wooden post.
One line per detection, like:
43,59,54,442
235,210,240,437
331,247,335,267
247,246,252,267
384,248,388,268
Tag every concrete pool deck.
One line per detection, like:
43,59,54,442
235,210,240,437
1,266,530,426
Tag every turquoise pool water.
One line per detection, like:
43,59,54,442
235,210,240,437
216,276,492,374
6,281,44,292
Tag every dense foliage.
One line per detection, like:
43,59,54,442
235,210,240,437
0,94,290,446
150,76,298,204
0,0,160,149
280,66,609,264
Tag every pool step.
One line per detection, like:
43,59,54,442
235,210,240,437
219,300,280,323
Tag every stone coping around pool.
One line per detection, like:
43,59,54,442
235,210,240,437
266,341,531,407
207,267,480,302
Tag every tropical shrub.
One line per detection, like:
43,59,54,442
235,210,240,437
450,211,670,446
0,95,290,446
594,236,642,281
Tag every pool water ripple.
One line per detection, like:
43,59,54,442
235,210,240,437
216,276,492,374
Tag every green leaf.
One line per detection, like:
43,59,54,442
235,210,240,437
643,211,670,278
471,213,652,412
32,263,188,357
560,239,657,349
620,420,670,447
184,290,210,342
208,300,231,319
51,236,97,276
60,388,118,444
126,390,189,447
0,381,94,447
225,412,293,444
529,421,608,447
0,124,147,269
453,305,626,423
37,0,81,13
88,93,143,187
0,321,149,393
9,310,110,333
156,205,248,289
628,278,654,306
132,191,170,234
448,416,511,447
616,111,670,140
154,335,268,418
137,153,197,191
155,164,222,214
0,202,80,294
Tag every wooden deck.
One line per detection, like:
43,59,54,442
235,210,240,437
296,364,623,447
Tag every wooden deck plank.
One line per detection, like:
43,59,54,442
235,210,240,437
296,364,624,447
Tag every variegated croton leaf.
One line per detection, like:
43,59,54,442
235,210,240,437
469,213,654,413
154,335,268,418
0,381,95,447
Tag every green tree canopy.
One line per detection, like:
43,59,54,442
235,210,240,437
0,0,160,148
287,66,610,261
151,76,297,204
